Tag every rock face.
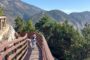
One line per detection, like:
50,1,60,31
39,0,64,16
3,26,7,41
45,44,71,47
0,25,16,42
7,25,16,41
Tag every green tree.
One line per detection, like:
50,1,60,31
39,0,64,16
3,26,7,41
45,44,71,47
25,20,35,32
15,16,25,32
82,24,90,60
48,21,85,60
82,24,90,45
35,16,86,60
35,16,50,31
0,7,4,16
35,15,56,40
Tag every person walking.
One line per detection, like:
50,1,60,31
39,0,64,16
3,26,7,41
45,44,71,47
31,34,37,49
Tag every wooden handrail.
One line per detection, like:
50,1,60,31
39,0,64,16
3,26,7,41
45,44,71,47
37,33,54,60
0,34,27,51
0,33,28,60
41,34,54,60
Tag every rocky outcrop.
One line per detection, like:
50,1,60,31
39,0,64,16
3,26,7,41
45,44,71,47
0,24,9,41
0,25,16,42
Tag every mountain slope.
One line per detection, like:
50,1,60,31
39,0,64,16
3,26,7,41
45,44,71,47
0,0,44,25
47,10,70,21
0,0,90,28
70,11,90,27
31,10,90,29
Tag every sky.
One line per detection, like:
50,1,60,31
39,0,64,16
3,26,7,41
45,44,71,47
22,0,90,13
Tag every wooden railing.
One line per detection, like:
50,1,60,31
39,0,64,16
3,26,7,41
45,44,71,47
0,34,28,60
0,32,54,60
37,33,54,60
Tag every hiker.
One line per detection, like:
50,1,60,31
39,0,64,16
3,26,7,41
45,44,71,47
31,34,37,49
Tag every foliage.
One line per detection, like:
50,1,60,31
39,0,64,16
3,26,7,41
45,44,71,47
15,17,35,32
82,24,90,45
35,16,86,60
15,16,25,32
0,7,4,16
82,24,90,60
35,15,56,40
25,20,35,32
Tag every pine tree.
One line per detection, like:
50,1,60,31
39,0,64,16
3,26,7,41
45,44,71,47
35,16,86,60
26,20,35,32
15,16,25,32
82,24,90,60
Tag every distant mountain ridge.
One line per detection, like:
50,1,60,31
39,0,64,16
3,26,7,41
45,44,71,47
0,0,90,28
48,10,90,28
31,10,90,29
